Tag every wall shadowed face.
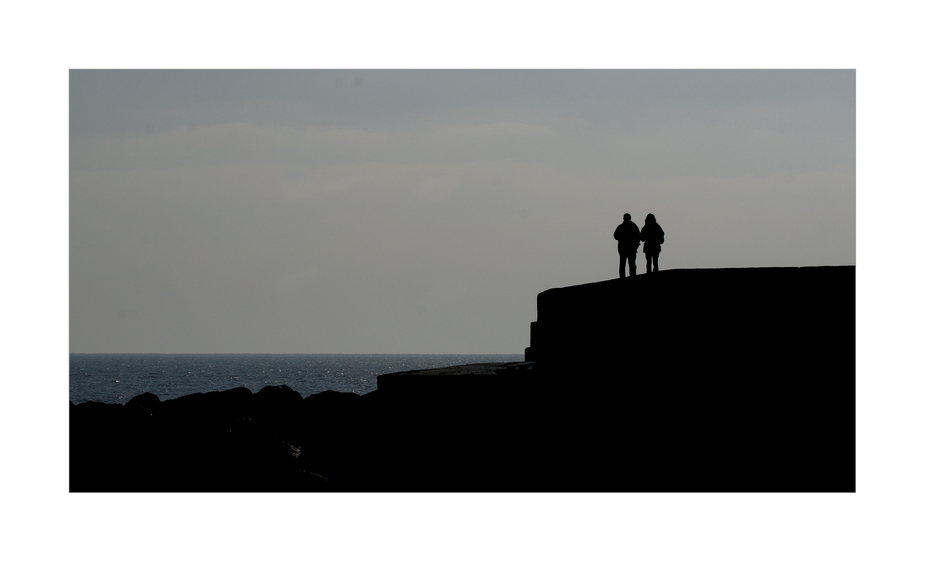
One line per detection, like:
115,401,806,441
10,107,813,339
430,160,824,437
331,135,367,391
69,70,856,353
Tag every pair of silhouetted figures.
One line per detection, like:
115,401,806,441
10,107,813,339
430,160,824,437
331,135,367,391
613,213,664,278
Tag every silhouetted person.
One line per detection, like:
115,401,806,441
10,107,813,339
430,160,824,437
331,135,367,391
639,213,665,273
613,213,640,278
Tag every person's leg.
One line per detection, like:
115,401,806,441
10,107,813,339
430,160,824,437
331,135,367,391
646,253,652,274
653,251,659,273
629,253,637,277
619,253,626,278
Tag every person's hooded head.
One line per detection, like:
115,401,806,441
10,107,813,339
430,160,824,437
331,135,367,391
645,213,656,224
623,213,631,222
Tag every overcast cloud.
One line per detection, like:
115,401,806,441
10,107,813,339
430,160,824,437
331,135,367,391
69,70,855,353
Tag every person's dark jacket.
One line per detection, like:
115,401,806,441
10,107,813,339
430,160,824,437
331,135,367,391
640,222,665,255
613,221,641,253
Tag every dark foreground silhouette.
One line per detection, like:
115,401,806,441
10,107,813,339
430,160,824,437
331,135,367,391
613,213,641,278
71,266,854,492
639,213,664,273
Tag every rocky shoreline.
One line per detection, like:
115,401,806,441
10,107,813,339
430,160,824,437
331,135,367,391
70,362,549,492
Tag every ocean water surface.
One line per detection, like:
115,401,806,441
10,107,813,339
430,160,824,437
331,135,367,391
70,353,523,405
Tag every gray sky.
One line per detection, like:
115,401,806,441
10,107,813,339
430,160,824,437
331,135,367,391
70,70,855,353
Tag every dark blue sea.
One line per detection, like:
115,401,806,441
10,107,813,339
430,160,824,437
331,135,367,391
69,353,523,405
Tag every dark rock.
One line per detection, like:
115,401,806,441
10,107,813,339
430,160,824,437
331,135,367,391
157,387,253,424
303,390,361,417
74,400,123,413
305,388,361,403
125,391,161,413
159,391,206,416
200,386,254,419
254,384,302,410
